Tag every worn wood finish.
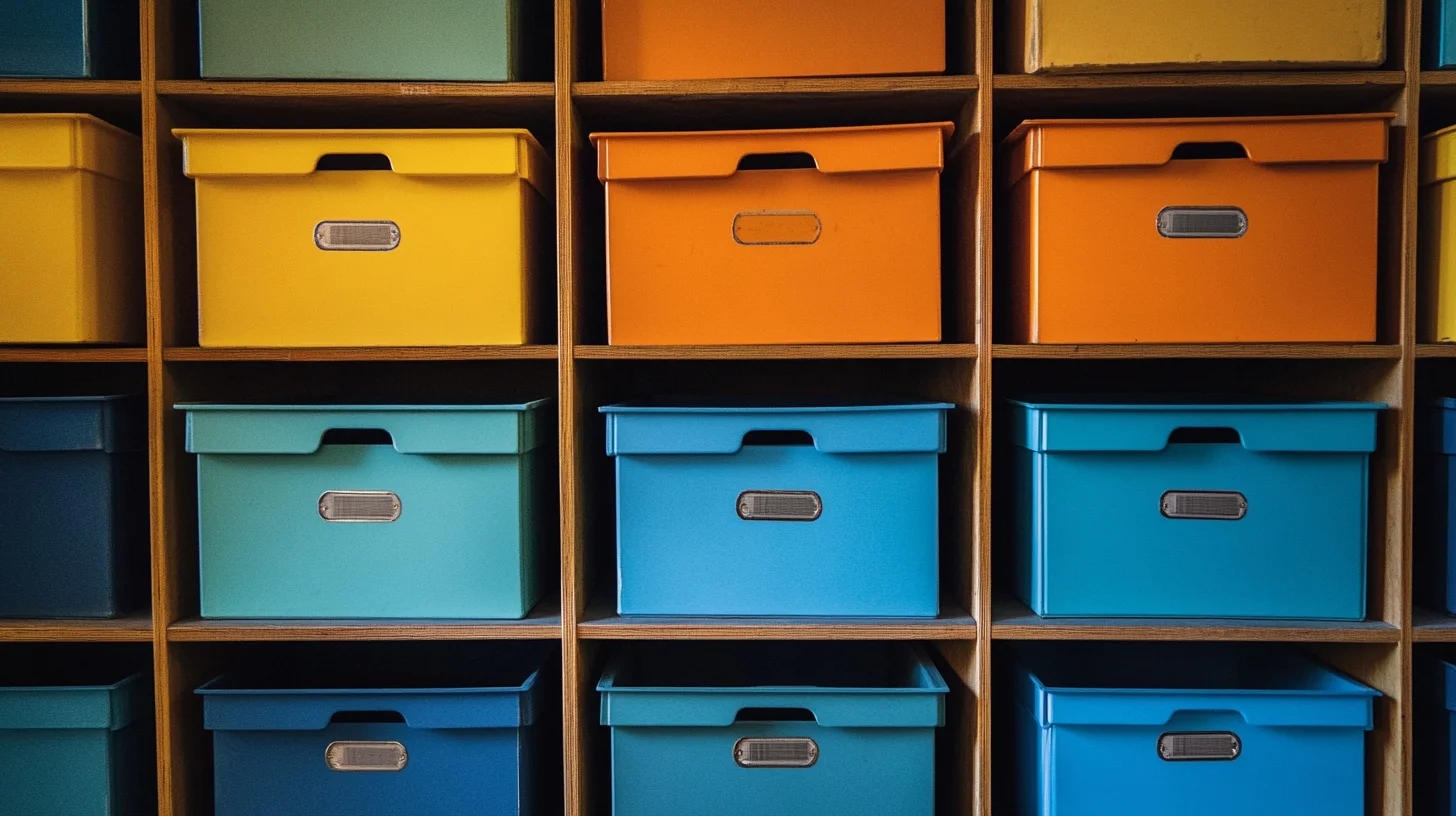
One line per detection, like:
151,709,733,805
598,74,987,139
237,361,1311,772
0,348,148,363
0,615,154,642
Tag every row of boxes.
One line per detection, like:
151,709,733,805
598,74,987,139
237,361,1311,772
2,643,1394,816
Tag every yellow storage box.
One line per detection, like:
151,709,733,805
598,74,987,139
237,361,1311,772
0,114,143,344
1424,126,1456,343
178,129,551,347
1007,0,1386,74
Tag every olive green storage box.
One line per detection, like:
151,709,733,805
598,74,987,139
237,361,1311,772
197,0,548,81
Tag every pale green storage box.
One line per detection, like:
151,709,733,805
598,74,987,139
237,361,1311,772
181,402,553,620
197,0,549,81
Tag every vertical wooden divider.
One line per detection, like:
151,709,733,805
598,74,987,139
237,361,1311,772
1401,0,1422,806
973,1,994,814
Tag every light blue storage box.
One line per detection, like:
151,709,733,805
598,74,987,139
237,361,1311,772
601,402,951,617
1419,399,1456,614
600,643,947,816
181,402,551,619
0,671,154,816
1007,643,1378,816
1008,398,1384,619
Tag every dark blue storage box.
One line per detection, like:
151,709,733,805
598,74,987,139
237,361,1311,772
1006,643,1379,816
1420,399,1456,614
1417,659,1456,815
0,0,139,78
199,658,543,816
0,396,147,618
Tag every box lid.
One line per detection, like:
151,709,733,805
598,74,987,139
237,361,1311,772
1007,398,1385,453
0,672,149,732
598,644,946,728
1420,397,1456,453
600,401,952,455
0,113,141,183
1002,113,1393,188
1422,124,1456,186
0,395,144,453
177,401,551,455
174,128,551,194
591,122,954,183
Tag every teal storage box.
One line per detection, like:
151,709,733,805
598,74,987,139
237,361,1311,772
599,643,947,816
181,402,552,619
0,670,154,816
197,0,549,81
1429,0,1456,68
0,0,139,78
1008,398,1384,619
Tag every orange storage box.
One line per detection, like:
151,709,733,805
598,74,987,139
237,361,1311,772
1003,114,1391,344
594,123,951,345
600,0,945,81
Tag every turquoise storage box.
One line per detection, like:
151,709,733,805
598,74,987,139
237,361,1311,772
601,402,951,617
181,402,552,619
0,670,154,816
1430,0,1456,68
1008,398,1383,619
0,0,139,78
1006,643,1378,816
197,0,549,80
599,643,947,816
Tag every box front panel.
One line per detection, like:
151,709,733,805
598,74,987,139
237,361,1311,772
0,0,87,77
1428,183,1456,342
0,729,113,816
77,172,144,343
198,446,530,618
615,446,939,616
0,171,85,342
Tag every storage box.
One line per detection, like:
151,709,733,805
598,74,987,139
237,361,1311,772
0,670,153,816
601,0,945,81
177,128,550,347
1421,127,1456,342
198,0,547,81
1008,398,1383,619
602,402,949,616
1004,114,1390,344
1418,660,1456,815
182,402,551,619
1006,643,1378,816
0,397,147,618
594,124,949,345
1008,0,1386,74
0,0,139,78
0,114,144,344
200,658,541,816
1430,0,1456,69
600,643,946,816
1419,399,1456,614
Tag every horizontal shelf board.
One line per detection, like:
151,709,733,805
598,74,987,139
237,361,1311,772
576,75,976,98
578,602,976,640
1417,343,1456,358
0,79,141,97
993,71,1404,115
0,613,153,642
992,599,1398,642
163,345,557,362
1413,608,1456,641
0,347,147,363
157,79,553,100
576,344,975,360
995,71,1404,92
169,599,561,641
992,343,1401,359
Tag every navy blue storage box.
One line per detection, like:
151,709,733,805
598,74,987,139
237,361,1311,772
602,402,951,617
1420,399,1456,614
0,396,147,618
1008,398,1383,619
1417,659,1456,815
1006,643,1378,816
0,0,139,78
199,658,542,816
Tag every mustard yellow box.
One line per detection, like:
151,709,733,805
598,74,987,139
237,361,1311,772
0,114,143,344
1007,0,1386,74
177,129,551,347
1423,126,1456,343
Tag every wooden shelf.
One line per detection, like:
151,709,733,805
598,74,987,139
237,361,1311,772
166,600,563,642
994,71,1404,111
0,347,147,363
0,613,153,642
155,80,556,128
0,79,141,97
163,345,558,362
993,343,1401,360
578,602,976,640
1417,343,1456,358
1414,608,1456,641
576,344,975,360
157,79,553,101
992,599,1399,642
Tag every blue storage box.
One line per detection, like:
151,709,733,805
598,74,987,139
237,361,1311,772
601,402,952,617
1008,398,1384,619
1419,399,1456,614
0,0,139,78
1417,659,1456,815
0,396,147,618
599,643,947,816
1431,0,1456,68
180,402,552,619
1007,643,1378,816
200,657,542,816
0,670,154,816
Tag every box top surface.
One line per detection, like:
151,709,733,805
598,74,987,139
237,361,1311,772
0,113,141,183
0,395,144,452
602,401,951,455
0,672,149,731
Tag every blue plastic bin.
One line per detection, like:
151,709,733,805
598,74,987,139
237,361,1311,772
200,658,542,816
1419,399,1456,614
180,402,552,619
1007,643,1378,816
1431,0,1456,68
0,0,139,78
601,402,951,617
1418,660,1456,815
1007,398,1384,619
0,396,147,618
0,670,154,816
599,643,947,816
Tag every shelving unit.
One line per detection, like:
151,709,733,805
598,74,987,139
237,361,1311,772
0,0,1446,813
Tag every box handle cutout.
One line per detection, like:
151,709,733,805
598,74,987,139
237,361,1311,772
742,430,815,446
320,491,402,523
735,708,817,723
315,153,393,171
1157,207,1247,239
325,741,408,772
1157,731,1242,761
315,220,401,251
1160,491,1247,521
1169,142,1248,161
320,429,395,446
736,152,818,171
1166,427,1241,445
738,490,823,522
733,211,822,245
734,737,820,769
329,710,406,724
